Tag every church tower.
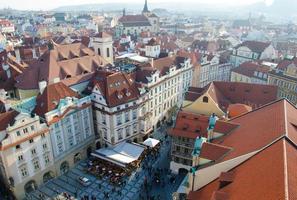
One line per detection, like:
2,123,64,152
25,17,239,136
90,32,114,64
142,0,150,16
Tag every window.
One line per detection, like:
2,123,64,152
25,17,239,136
202,96,209,103
29,139,34,144
98,48,101,55
33,160,40,171
31,125,35,131
133,124,137,133
101,113,106,124
41,133,45,138
20,167,28,178
117,129,123,140
125,112,129,122
132,110,137,120
31,149,37,156
18,155,23,161
44,154,50,165
16,131,21,136
126,126,130,137
116,114,122,126
43,143,47,150
107,48,110,57
16,145,21,150
23,128,28,134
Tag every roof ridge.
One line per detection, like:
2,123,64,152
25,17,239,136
283,139,289,200
229,98,288,121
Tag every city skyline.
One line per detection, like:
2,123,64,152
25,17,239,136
0,0,274,11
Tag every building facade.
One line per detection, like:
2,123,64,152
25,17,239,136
0,111,54,200
268,57,297,105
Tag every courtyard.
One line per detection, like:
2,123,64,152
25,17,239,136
26,124,185,200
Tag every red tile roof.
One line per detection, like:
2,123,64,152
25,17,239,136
87,70,141,107
231,61,270,78
227,103,252,118
169,111,238,139
188,138,296,200
236,41,271,53
199,142,232,161
34,82,79,117
15,43,109,90
214,99,297,162
0,110,19,131
186,82,278,112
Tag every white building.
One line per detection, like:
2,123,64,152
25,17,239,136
135,55,193,128
0,110,54,200
87,70,150,148
230,40,277,67
145,38,160,58
199,54,232,87
34,82,95,175
90,32,114,64
0,19,15,34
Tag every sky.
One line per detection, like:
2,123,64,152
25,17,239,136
0,0,274,11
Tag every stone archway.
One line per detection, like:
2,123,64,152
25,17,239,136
60,161,69,175
24,180,37,194
43,171,54,183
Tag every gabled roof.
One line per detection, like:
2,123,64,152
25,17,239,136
87,70,141,107
185,82,278,112
235,41,271,53
34,82,79,117
15,43,109,90
231,61,270,78
214,99,297,162
168,111,239,139
188,137,297,200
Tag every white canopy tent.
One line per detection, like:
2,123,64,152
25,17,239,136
91,142,146,167
142,138,160,148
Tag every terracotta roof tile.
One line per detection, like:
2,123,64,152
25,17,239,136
0,110,19,131
199,142,232,161
190,138,295,200
34,82,79,117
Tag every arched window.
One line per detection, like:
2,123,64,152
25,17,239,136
202,96,209,103
106,48,110,57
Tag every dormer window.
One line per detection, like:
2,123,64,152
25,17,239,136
83,70,88,74
66,75,71,79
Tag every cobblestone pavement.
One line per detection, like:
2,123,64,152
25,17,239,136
26,124,185,200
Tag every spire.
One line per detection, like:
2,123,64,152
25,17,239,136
142,0,149,13
123,8,126,16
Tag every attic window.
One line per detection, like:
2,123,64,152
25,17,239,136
245,89,251,93
203,96,209,103
195,129,200,133
83,70,88,74
66,75,72,78
182,115,186,118
117,93,123,99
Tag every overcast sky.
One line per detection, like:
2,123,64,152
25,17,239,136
0,0,274,10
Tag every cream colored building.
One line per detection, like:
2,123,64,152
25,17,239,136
0,111,54,200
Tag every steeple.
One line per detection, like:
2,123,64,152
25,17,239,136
142,0,149,14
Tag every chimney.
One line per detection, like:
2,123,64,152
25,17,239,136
38,81,47,94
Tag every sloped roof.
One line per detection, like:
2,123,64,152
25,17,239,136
168,111,239,139
199,142,232,161
0,110,19,131
87,70,141,107
188,138,297,200
227,103,252,118
235,41,271,53
232,61,270,78
214,99,297,162
15,43,109,90
34,82,79,117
